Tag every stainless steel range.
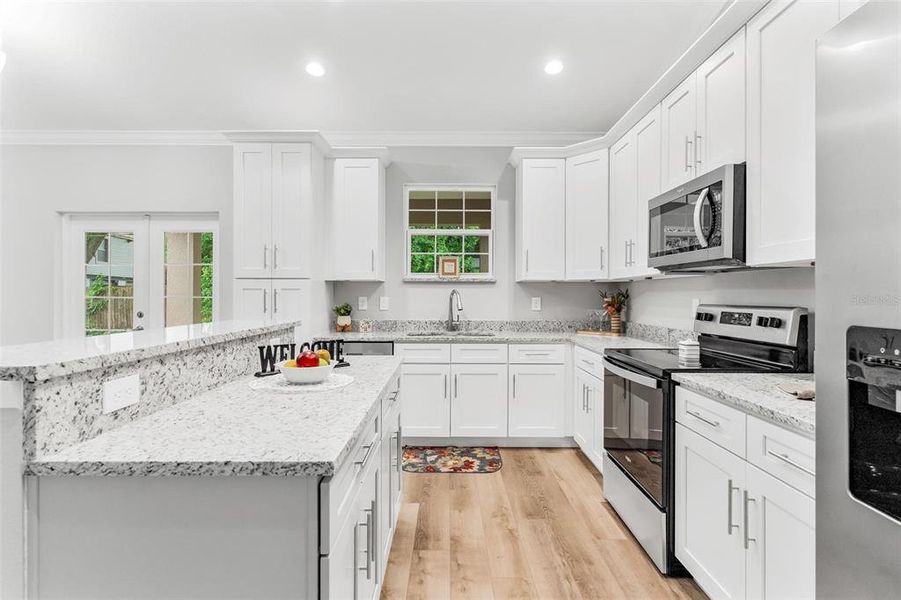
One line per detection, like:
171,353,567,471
602,305,809,574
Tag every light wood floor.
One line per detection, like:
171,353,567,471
381,448,707,600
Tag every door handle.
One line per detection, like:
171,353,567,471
444,374,448,399
263,244,268,269
694,132,702,166
371,249,375,272
262,289,267,314
586,387,591,413
599,246,605,270
273,289,279,313
525,250,530,273
743,490,756,549
512,374,517,398
727,479,740,535
692,187,711,249
273,244,279,270
686,408,719,428
454,374,458,399
624,240,629,267
767,450,815,476
685,136,693,171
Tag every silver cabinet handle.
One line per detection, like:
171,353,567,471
454,374,458,399
767,450,815,476
525,249,530,273
727,479,740,535
263,244,268,268
686,409,720,428
599,246,605,270
624,240,629,267
371,249,375,272
273,244,279,270
512,374,517,398
368,499,376,559
586,386,591,413
354,442,375,468
444,374,448,399
273,289,279,313
743,490,756,549
358,507,373,580
262,289,267,314
694,132,702,166
685,136,693,171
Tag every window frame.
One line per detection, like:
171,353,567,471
403,184,496,282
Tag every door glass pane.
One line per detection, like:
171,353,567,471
83,232,133,336
163,232,214,326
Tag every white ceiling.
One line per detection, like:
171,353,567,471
0,1,729,136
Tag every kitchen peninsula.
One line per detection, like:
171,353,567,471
0,321,402,600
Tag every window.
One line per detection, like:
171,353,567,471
405,185,494,280
163,232,215,327
84,232,135,336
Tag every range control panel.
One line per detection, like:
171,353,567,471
693,305,808,346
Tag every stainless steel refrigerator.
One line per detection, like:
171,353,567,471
817,2,901,597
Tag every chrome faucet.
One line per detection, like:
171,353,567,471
448,289,463,331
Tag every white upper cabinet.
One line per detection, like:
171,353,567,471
696,28,747,173
233,143,311,279
609,133,637,280
565,149,609,280
516,158,566,281
609,105,661,279
330,158,386,281
746,0,839,266
234,144,273,279
661,75,699,190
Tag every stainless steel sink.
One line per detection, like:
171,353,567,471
405,331,495,337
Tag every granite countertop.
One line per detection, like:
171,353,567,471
27,355,402,477
0,320,300,382
323,331,666,352
672,372,816,437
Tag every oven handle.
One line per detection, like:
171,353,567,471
602,359,661,389
693,186,711,249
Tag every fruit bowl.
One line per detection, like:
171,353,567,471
279,361,334,385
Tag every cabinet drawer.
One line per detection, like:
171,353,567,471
676,387,747,458
319,409,381,555
747,416,815,498
395,343,451,363
451,343,508,364
508,344,565,364
574,346,604,375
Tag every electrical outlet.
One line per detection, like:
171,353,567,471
103,374,140,414
358,296,368,311
379,296,390,310
531,297,542,311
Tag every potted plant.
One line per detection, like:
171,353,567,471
333,303,353,332
601,289,629,335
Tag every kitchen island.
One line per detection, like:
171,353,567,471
1,322,403,600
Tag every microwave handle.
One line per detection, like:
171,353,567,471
693,187,711,249
602,358,661,389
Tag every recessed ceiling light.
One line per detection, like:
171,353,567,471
544,60,564,75
305,62,325,77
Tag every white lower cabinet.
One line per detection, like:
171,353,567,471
450,364,508,437
379,380,402,581
573,364,604,472
675,387,816,600
745,464,815,600
508,363,566,437
400,363,450,437
675,424,748,600
233,279,308,325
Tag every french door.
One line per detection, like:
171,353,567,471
63,214,218,338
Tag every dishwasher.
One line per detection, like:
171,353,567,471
342,341,394,356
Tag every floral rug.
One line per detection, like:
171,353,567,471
402,446,503,474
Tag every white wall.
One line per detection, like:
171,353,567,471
334,147,604,323
628,268,816,330
0,144,233,345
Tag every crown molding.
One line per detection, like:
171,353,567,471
328,146,392,166
222,130,332,154
507,0,768,166
321,130,602,148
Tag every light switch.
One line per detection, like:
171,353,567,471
531,297,542,311
379,296,390,310
358,296,368,311
103,374,140,414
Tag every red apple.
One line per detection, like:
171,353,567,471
297,350,320,368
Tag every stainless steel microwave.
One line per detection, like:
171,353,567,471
647,163,746,272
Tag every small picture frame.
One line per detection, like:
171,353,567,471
438,256,460,279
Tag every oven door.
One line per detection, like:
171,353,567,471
603,359,666,508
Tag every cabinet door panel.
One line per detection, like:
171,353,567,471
675,424,747,600
696,29,746,173
565,150,609,280
450,364,508,437
586,372,605,472
508,364,565,437
609,135,636,279
573,370,592,451
518,159,566,281
661,74,698,190
633,105,663,276
271,144,310,279
234,145,272,279
333,159,383,280
746,464,815,600
401,364,450,437
233,281,269,322
271,280,307,336
746,0,839,265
